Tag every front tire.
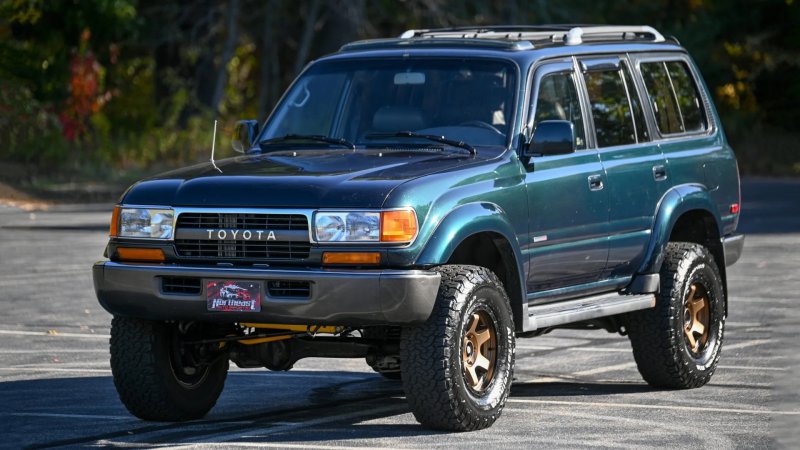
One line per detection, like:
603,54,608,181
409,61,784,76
110,317,229,421
400,265,515,431
627,242,725,388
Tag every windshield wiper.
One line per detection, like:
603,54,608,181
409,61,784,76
259,134,356,150
365,131,476,156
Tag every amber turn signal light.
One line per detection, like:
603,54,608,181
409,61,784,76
117,247,166,262
380,210,418,242
109,206,120,237
322,252,381,265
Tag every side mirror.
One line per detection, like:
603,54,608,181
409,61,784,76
524,120,576,157
232,120,260,153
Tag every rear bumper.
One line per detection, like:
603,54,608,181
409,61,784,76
722,234,745,266
93,262,440,325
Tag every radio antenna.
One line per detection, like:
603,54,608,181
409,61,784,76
210,119,222,173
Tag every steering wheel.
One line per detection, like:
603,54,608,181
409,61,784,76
458,120,504,135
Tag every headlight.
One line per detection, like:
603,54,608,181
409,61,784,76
315,212,380,242
113,207,174,239
314,209,417,243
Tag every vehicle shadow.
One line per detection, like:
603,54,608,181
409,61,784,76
1,372,669,448
510,380,656,398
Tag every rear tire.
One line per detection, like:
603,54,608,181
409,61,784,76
400,265,515,431
110,316,229,421
627,242,725,388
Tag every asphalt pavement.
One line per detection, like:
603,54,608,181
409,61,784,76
0,177,797,449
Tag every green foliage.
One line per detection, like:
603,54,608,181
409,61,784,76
0,0,797,180
0,79,64,163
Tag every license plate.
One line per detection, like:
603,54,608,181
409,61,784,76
206,280,262,312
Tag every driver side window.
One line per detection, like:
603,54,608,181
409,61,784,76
532,72,586,150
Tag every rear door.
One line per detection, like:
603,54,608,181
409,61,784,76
524,59,609,295
577,56,668,279
635,55,720,194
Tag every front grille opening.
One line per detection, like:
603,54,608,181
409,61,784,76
267,280,311,299
161,276,202,295
177,213,308,230
174,212,311,262
175,240,312,260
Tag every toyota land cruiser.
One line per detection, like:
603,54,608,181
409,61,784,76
94,25,744,431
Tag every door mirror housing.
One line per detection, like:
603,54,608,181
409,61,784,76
232,120,260,153
524,120,576,157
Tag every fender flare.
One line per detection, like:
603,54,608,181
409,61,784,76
638,183,723,275
416,202,527,329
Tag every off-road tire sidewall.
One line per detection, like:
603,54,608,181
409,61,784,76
628,242,726,388
455,286,514,410
677,262,724,371
110,316,229,421
400,265,515,431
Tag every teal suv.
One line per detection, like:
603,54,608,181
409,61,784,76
94,25,744,431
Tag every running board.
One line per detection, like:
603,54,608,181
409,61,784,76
527,292,656,331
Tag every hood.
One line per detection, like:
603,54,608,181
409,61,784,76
121,148,486,208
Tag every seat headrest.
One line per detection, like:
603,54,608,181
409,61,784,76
372,105,425,132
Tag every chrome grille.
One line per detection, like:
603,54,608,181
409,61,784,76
174,212,311,261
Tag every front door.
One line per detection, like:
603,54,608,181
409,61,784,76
524,59,609,297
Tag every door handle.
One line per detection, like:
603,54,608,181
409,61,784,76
588,174,604,191
653,165,667,181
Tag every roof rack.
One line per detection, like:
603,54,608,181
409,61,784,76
340,37,534,52
399,25,666,46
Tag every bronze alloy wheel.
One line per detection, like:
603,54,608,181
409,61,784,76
462,309,498,392
684,282,710,354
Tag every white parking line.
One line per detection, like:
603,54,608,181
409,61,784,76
729,297,794,304
11,412,130,421
506,399,800,416
569,347,630,353
724,339,770,351
719,365,788,372
0,329,109,339
514,342,556,350
725,321,763,327
572,362,636,377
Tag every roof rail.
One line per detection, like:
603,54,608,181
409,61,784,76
340,37,534,52
399,25,666,46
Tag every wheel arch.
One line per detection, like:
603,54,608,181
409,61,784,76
416,203,527,331
638,184,728,314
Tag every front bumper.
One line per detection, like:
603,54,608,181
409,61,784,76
93,262,441,325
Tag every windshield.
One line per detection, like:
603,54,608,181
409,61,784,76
260,58,517,149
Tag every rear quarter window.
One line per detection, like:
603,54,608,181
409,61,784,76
640,60,707,135
665,61,707,133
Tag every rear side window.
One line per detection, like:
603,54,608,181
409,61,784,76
665,61,706,132
583,68,636,147
640,61,707,135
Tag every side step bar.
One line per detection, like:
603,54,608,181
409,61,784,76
527,292,656,331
